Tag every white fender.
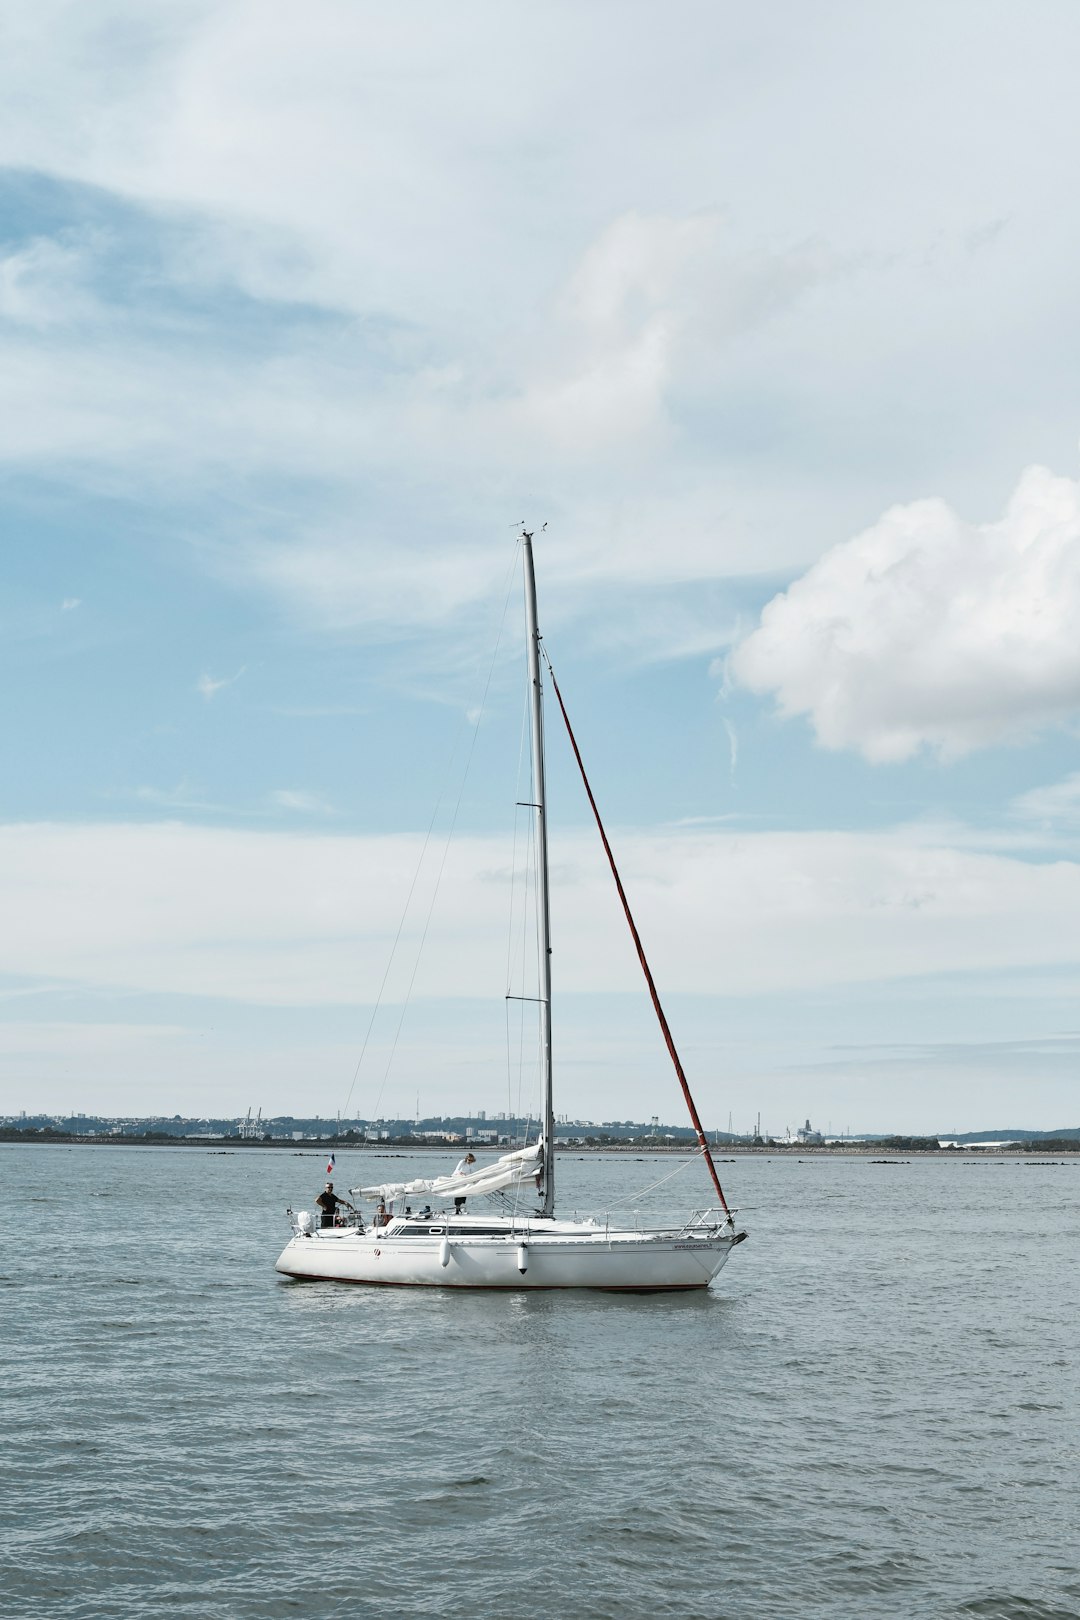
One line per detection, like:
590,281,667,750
516,1243,528,1274
439,1238,451,1267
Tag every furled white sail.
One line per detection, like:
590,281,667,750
351,1142,543,1203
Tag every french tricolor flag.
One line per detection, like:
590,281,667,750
326,1152,336,1174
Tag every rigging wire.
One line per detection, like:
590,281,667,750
504,812,538,1150
540,643,734,1221
502,640,549,1153
504,675,532,1140
367,549,523,1117
340,546,522,1129
503,700,528,996
605,1146,715,1210
340,787,454,1124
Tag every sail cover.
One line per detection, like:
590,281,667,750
351,1142,543,1202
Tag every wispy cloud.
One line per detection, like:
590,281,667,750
135,782,232,813
197,666,245,701
1010,773,1080,827
0,233,99,329
721,717,738,779
61,597,81,611
270,789,335,815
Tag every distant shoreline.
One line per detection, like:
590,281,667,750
2,1133,1077,1157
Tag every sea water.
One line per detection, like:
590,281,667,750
0,1144,1077,1620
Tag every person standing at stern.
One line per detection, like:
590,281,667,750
453,1150,477,1213
315,1182,353,1229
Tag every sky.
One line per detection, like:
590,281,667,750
4,0,1080,1133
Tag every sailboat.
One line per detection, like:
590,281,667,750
275,530,747,1291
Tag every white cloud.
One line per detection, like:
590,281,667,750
2,819,1080,1010
0,210,825,536
61,597,81,612
731,461,1080,761
3,0,1080,666
510,212,833,459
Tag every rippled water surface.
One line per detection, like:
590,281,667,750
1,1144,1078,1620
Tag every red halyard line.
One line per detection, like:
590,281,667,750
543,655,733,1221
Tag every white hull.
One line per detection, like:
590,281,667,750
276,1217,742,1291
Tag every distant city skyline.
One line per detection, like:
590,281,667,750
5,1109,1077,1146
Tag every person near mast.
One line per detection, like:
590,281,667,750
453,1150,476,1213
315,1182,353,1229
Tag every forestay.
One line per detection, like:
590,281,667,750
351,1142,543,1203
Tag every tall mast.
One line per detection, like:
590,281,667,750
521,528,555,1217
